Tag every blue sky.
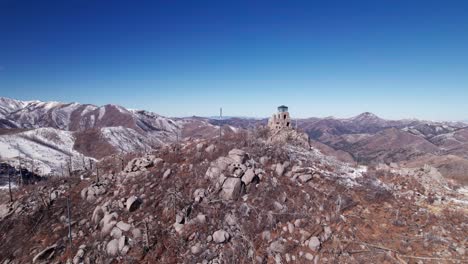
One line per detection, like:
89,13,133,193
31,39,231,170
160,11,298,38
0,0,467,120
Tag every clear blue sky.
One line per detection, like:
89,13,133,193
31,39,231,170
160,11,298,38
0,0,467,120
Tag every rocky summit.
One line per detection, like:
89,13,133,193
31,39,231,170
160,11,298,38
2,0,468,262
0,127,466,264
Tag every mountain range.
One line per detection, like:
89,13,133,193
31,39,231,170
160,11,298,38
0,97,467,263
0,97,467,184
0,97,229,175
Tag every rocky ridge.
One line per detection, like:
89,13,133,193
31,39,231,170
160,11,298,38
0,131,466,263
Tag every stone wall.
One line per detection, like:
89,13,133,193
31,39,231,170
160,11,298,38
268,111,292,130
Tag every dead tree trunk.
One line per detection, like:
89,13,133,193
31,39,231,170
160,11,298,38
82,155,86,171
18,155,23,186
8,170,13,202
68,156,73,176
144,220,150,251
66,196,73,250
96,164,99,183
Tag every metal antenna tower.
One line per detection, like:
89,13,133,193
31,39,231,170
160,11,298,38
219,107,223,140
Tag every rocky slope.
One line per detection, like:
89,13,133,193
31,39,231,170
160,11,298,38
291,114,468,184
0,130,466,263
203,112,468,184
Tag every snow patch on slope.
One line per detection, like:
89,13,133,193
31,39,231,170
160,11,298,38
98,107,106,120
101,126,148,153
0,128,93,175
80,105,98,117
286,145,367,186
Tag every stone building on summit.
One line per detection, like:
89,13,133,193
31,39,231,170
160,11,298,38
268,105,292,130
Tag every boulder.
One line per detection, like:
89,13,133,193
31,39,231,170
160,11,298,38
205,144,216,153
116,221,131,232
274,201,284,211
214,157,235,171
305,253,314,261
100,212,118,235
50,190,59,201
106,239,119,256
196,143,205,152
262,231,271,241
131,228,142,239
118,236,127,252
196,214,207,224
124,156,155,172
91,206,104,225
123,158,137,172
72,245,86,264
228,149,247,164
308,236,321,251
224,214,237,226
298,174,313,183
153,158,164,166
175,212,185,224
80,188,88,200
193,188,206,203
173,223,184,234
137,158,153,168
241,168,257,185
287,222,295,234
275,162,289,177
220,178,242,200
163,169,172,179
212,230,230,243
456,246,466,256
269,240,285,254
205,167,221,179
110,227,123,239
81,184,107,202
126,196,142,212
322,226,332,241
191,243,203,254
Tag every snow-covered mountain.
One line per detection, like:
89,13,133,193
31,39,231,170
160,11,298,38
0,97,219,175
0,97,181,133
0,128,88,175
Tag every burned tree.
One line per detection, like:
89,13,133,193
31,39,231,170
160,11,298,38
8,168,13,202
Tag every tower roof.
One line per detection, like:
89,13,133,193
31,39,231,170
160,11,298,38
277,105,288,112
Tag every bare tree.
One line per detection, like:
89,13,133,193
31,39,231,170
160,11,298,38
66,196,73,250
121,155,125,171
8,169,13,202
82,154,87,171
96,164,99,183
89,159,93,172
17,154,23,186
68,155,73,176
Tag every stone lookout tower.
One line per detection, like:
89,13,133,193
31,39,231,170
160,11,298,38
268,105,292,130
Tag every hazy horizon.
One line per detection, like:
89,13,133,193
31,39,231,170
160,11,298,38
1,0,467,120
2,95,467,123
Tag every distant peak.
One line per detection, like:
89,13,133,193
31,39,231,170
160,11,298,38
359,112,377,117
353,112,380,120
